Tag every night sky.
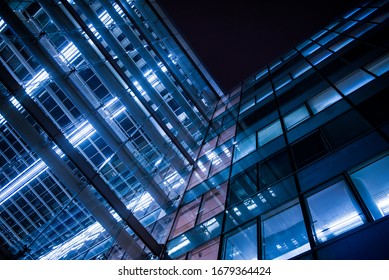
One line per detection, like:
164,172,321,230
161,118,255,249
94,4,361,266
158,0,363,91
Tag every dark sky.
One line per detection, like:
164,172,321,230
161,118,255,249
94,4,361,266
158,0,363,91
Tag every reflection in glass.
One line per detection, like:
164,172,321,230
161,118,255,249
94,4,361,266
350,155,389,220
335,70,374,96
171,199,200,238
224,223,258,260
257,120,283,147
240,98,255,114
283,105,310,130
233,133,256,162
365,53,389,76
308,87,342,114
262,204,310,260
307,181,366,243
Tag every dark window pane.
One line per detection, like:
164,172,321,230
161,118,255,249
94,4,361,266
356,88,389,127
228,165,257,206
291,131,330,169
322,110,371,149
258,151,292,189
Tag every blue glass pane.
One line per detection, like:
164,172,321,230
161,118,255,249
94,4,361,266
302,43,321,56
353,8,377,20
234,133,256,162
284,105,310,130
329,37,354,52
335,70,374,96
308,87,342,114
224,176,297,232
336,21,357,32
350,23,376,37
307,181,366,244
350,155,389,220
318,33,338,45
311,29,327,40
366,53,389,76
256,88,273,103
309,49,332,65
166,213,223,259
262,204,310,259
257,120,283,147
290,62,312,79
240,98,255,114
224,223,258,260
343,8,361,19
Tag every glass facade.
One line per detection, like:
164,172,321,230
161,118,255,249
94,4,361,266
1,0,389,260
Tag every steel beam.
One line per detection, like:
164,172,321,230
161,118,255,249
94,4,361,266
37,0,186,172
0,8,163,255
115,0,213,118
0,90,145,259
59,0,195,165
0,2,171,209
73,0,197,149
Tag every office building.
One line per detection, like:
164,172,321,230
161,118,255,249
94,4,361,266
0,0,389,260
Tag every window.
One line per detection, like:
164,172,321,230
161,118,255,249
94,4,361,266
308,87,342,114
350,155,389,220
171,199,201,238
189,238,220,260
257,120,283,147
240,98,255,114
228,165,257,206
335,70,374,96
329,37,354,52
258,151,292,189
321,110,371,149
365,53,389,76
291,131,329,169
224,223,258,260
198,185,227,223
233,133,256,162
262,203,310,260
283,105,310,130
306,181,366,244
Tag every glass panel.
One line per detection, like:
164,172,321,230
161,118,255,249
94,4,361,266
262,204,310,260
318,32,338,45
309,49,332,65
199,184,227,223
350,155,389,220
302,43,321,56
228,165,257,206
171,199,201,238
224,176,297,232
365,53,389,76
240,98,255,114
224,223,258,260
321,110,371,149
233,133,256,162
335,70,374,96
306,181,366,244
308,87,342,114
189,238,220,260
258,151,292,189
291,131,329,169
283,105,310,130
256,88,273,104
257,120,283,147
329,37,354,52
